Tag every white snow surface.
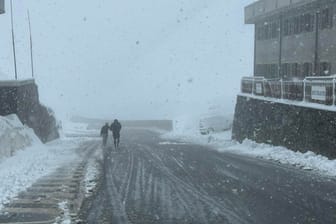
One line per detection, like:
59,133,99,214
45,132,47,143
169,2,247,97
0,118,98,210
0,138,80,209
0,114,41,159
163,116,336,177
55,201,71,224
84,146,102,196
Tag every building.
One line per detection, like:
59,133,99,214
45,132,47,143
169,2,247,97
233,0,336,158
246,0,336,79
0,0,4,14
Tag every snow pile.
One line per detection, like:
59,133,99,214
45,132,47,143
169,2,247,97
84,147,102,196
227,140,336,176
164,116,336,177
0,114,41,159
55,201,71,224
61,120,99,138
0,138,79,209
172,114,202,136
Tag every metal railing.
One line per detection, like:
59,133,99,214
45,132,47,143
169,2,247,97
241,76,336,106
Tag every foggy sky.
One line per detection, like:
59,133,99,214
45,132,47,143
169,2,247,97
0,0,254,120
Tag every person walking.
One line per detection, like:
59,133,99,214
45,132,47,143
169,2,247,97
110,119,122,149
100,122,109,147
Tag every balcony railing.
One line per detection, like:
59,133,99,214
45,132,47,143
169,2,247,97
241,76,336,106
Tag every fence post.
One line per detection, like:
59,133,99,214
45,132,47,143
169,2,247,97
252,78,255,95
263,78,265,97
303,79,306,102
333,78,336,106
280,78,283,99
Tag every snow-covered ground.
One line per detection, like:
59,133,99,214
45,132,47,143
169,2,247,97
0,116,99,210
83,146,102,197
0,138,80,210
55,201,72,224
0,115,40,160
163,116,336,177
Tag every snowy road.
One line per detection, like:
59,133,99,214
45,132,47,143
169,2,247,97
81,129,336,224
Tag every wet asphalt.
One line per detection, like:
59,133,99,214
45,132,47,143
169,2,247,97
80,128,336,224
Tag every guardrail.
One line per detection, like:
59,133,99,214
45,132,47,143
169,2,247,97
241,76,336,106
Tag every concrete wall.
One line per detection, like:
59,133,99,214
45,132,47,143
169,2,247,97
0,80,59,143
232,95,336,158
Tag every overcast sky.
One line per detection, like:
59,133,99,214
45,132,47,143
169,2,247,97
0,0,254,120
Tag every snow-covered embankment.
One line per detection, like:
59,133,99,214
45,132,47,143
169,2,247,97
0,115,80,209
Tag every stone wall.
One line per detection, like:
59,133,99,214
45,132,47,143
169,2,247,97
0,80,59,143
232,95,336,158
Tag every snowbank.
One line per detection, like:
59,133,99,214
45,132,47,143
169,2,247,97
226,139,336,176
0,114,41,159
0,138,79,209
163,116,336,177
0,116,99,210
84,148,102,197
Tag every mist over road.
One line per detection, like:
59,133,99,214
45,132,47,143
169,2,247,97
81,129,336,224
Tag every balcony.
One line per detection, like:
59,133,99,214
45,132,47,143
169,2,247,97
241,76,336,106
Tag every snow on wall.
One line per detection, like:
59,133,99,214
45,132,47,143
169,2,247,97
0,114,41,159
232,95,336,158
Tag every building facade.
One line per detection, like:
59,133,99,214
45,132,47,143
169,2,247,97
0,0,4,14
246,0,336,79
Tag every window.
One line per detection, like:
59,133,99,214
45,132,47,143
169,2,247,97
256,21,279,40
319,62,331,75
320,7,333,29
305,14,314,32
303,63,313,76
281,63,313,78
271,22,278,39
294,17,300,34
281,63,289,78
283,13,315,36
283,19,289,36
255,64,278,78
299,15,305,33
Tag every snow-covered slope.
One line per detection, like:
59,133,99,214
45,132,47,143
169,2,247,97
0,114,41,159
0,117,95,209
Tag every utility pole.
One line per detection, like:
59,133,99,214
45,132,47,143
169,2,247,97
28,10,34,78
10,0,18,80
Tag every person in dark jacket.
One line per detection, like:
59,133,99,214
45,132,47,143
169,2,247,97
100,123,109,147
110,119,122,149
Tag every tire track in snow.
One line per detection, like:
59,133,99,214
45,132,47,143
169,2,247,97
134,144,246,224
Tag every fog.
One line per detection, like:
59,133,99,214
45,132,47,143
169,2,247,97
0,0,254,120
